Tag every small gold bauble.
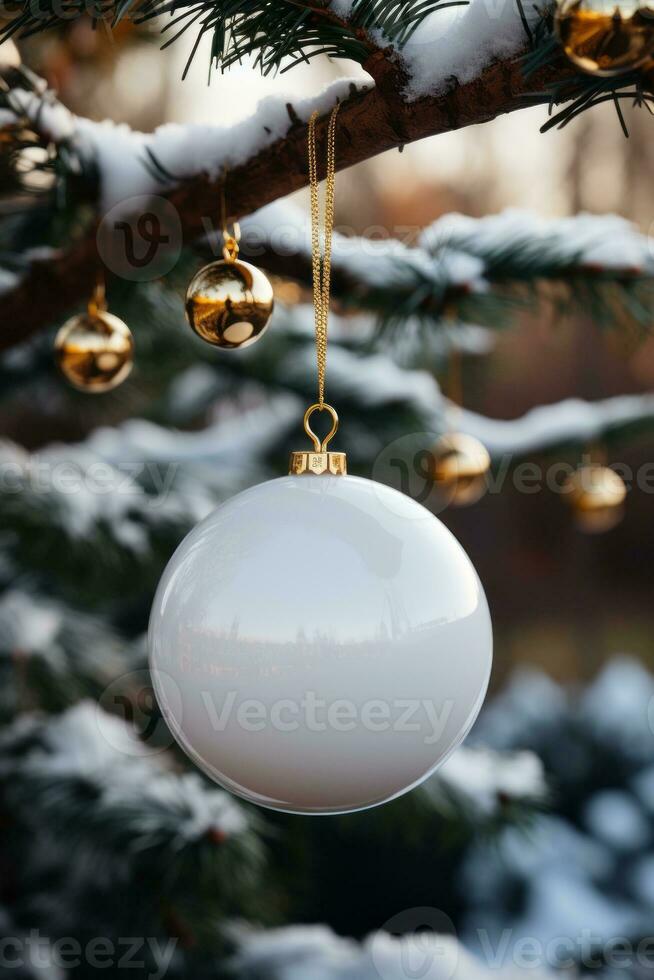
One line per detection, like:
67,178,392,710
185,259,274,349
563,464,627,532
431,432,491,507
555,0,654,76
54,310,134,393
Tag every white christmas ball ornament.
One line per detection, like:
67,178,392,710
149,475,492,814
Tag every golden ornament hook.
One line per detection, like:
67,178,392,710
87,275,107,318
289,401,346,475
303,402,339,452
220,176,241,264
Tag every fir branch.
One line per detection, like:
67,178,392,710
0,55,566,352
0,703,265,941
0,65,98,256
236,204,654,333
0,588,130,722
2,0,456,76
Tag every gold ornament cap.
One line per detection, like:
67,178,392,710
289,403,347,476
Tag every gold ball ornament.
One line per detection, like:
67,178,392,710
185,254,274,350
55,310,134,393
555,0,654,75
430,432,491,507
564,464,627,533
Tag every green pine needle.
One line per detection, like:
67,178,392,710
520,14,654,133
1,0,462,76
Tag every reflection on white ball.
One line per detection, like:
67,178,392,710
149,475,492,814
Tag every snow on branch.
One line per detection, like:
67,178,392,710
0,701,262,880
430,746,547,818
0,589,128,721
0,46,567,348
229,922,565,979
419,210,654,277
78,77,370,214
2,325,652,570
458,393,654,456
241,202,654,328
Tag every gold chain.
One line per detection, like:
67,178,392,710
308,104,339,408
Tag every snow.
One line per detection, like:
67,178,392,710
0,590,62,655
0,266,20,294
243,199,487,293
584,791,651,853
84,394,299,467
395,1,540,100
7,702,251,842
327,0,536,100
1,396,304,549
473,668,567,749
433,747,546,815
464,658,654,971
633,767,654,812
28,367,654,502
77,76,370,213
230,923,563,980
0,108,17,128
328,0,354,16
463,816,640,965
103,770,249,839
7,88,76,142
0,436,196,551
244,202,654,308
511,868,640,954
422,209,654,274
284,341,443,415
458,394,654,457
28,701,156,778
580,657,654,760
630,854,654,906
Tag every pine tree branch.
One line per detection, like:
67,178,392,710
0,56,568,352
236,204,654,332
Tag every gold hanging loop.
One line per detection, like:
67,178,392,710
303,402,339,453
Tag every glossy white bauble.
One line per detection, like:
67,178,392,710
149,475,492,814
